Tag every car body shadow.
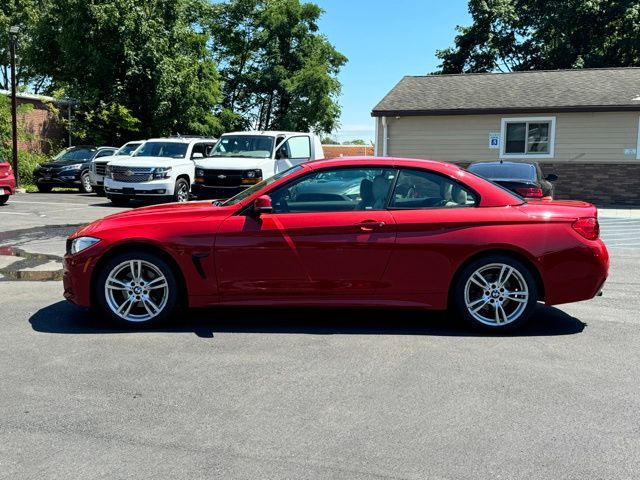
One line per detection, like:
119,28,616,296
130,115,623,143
30,301,586,338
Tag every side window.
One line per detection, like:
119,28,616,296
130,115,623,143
191,143,205,158
268,167,397,214
390,169,477,209
278,136,310,160
204,143,216,157
96,150,114,158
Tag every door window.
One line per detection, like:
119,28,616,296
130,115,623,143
268,167,397,213
390,169,477,209
277,136,311,160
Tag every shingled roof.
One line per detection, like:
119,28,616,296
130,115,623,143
371,68,640,117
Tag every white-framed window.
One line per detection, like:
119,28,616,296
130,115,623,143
500,116,556,159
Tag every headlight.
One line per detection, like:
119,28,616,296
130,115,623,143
70,236,100,254
60,163,83,171
242,169,262,184
196,169,204,177
152,167,172,179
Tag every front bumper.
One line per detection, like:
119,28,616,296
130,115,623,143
104,178,175,197
89,170,105,187
34,171,82,188
63,252,96,307
191,183,247,199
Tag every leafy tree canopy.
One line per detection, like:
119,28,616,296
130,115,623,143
28,0,222,144
437,0,640,73
209,0,347,134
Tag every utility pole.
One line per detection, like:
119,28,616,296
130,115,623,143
9,25,20,185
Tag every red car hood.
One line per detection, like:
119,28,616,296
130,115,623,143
72,201,235,238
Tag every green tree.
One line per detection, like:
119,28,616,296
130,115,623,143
436,0,640,73
28,0,221,144
210,0,347,134
342,139,367,145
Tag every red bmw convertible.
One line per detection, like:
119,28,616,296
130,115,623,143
64,157,608,331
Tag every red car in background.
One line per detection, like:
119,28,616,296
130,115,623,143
0,159,16,205
64,157,608,331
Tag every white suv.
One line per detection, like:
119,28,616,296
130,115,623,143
103,137,217,206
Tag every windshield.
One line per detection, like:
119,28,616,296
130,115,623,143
116,142,143,156
222,165,305,206
211,135,274,159
133,141,188,158
52,148,96,163
469,163,535,181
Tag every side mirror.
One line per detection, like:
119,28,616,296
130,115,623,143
191,152,204,159
253,195,273,214
545,173,558,182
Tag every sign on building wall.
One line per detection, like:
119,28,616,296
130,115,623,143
488,132,500,149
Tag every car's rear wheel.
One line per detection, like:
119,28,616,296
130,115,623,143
173,178,189,203
94,251,179,327
452,255,538,331
0,195,8,205
37,185,52,193
109,196,130,207
80,171,93,193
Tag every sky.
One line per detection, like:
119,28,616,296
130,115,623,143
313,0,471,143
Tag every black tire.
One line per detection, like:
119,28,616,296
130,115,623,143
94,186,106,197
37,185,52,193
0,195,8,205
109,196,130,207
94,250,180,328
452,254,538,332
79,171,93,193
173,178,190,203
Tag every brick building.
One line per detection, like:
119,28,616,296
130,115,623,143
372,68,640,206
1,90,69,154
323,144,374,158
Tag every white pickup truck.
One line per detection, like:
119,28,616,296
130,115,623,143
103,136,217,206
191,131,324,199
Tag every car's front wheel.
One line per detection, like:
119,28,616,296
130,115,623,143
37,185,52,193
95,251,180,327
452,255,538,331
80,171,93,193
173,178,189,203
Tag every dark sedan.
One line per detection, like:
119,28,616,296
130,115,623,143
34,146,117,193
467,161,557,199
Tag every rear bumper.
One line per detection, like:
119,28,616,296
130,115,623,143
191,183,246,199
543,239,609,306
0,179,15,195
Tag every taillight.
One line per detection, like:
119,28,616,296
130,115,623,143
572,217,599,240
515,186,544,198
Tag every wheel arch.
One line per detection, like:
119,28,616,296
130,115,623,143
90,240,188,308
176,173,191,185
448,248,546,307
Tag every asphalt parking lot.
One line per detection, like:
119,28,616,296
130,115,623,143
1,193,640,479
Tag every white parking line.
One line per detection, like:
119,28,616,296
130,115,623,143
0,211,30,215
8,200,97,206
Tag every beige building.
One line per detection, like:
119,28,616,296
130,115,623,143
372,68,640,206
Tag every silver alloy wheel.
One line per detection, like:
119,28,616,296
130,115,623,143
176,181,189,202
82,172,93,192
463,263,529,326
104,259,169,322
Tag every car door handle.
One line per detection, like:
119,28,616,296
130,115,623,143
357,220,386,232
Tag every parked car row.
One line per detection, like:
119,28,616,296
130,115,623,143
25,135,558,208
